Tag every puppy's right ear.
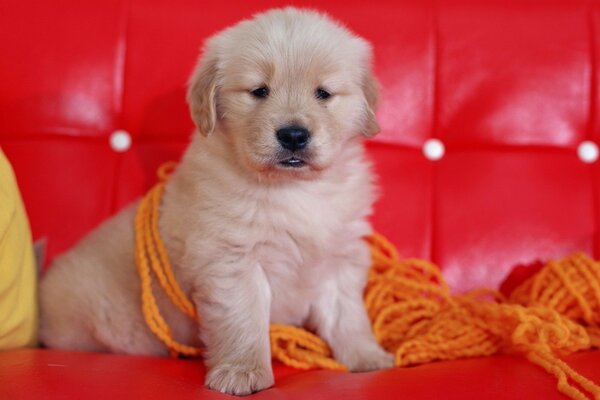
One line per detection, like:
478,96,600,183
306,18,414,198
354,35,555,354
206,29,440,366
187,53,219,136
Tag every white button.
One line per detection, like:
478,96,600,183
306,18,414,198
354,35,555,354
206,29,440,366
422,138,445,161
577,141,599,164
109,130,132,152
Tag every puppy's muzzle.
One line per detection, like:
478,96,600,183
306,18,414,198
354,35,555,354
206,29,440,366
276,125,310,152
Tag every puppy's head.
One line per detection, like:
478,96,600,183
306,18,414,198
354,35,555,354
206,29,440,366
187,7,380,177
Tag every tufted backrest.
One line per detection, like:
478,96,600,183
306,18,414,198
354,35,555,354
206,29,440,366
1,0,599,292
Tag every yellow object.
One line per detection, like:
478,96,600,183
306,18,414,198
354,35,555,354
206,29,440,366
0,149,37,349
136,164,600,400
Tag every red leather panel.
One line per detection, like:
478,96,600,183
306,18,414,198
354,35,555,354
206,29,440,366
435,151,595,291
1,349,599,400
342,0,434,147
592,1,600,258
369,143,433,259
590,0,600,144
437,0,589,148
0,0,125,138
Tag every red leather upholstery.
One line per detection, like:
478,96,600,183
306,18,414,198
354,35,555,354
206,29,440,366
1,349,599,400
1,0,599,398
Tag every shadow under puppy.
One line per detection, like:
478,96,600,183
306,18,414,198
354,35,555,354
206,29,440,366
39,7,393,396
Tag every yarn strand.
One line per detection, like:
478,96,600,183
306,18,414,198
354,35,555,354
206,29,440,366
134,164,201,357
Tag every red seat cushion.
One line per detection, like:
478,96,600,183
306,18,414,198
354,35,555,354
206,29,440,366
1,349,599,400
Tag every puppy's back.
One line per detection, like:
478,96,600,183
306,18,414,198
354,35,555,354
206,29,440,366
39,205,147,353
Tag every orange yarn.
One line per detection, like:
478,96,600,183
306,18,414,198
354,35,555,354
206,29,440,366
134,162,201,357
289,238,600,400
135,165,600,399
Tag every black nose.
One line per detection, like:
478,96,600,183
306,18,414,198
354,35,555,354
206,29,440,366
276,126,310,151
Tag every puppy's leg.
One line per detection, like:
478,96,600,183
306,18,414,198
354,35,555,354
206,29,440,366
194,259,274,396
310,241,394,372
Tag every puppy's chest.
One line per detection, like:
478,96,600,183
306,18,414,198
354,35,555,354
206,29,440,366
249,192,341,261
258,233,327,325
248,194,344,324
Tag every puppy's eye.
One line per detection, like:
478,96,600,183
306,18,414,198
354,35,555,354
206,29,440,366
250,86,269,99
315,88,332,101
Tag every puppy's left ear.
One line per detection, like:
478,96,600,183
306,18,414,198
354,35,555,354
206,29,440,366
187,52,219,136
361,71,381,137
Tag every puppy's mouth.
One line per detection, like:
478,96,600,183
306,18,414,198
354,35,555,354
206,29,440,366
274,149,312,169
253,151,324,178
278,157,306,168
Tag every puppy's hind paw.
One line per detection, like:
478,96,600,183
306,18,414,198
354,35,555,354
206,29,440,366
205,363,274,396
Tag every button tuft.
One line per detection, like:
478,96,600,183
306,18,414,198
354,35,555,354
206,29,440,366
577,141,598,164
423,138,445,161
110,130,132,153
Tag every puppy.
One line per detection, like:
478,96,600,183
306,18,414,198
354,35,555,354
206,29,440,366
39,7,393,395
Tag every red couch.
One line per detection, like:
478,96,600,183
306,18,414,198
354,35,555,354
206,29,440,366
1,0,599,398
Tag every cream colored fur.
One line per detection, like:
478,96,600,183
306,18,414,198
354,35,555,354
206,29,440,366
39,7,393,396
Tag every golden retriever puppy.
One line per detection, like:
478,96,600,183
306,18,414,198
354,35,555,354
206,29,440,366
39,7,393,395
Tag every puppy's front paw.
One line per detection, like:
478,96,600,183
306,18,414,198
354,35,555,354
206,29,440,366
337,341,395,372
205,362,274,396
